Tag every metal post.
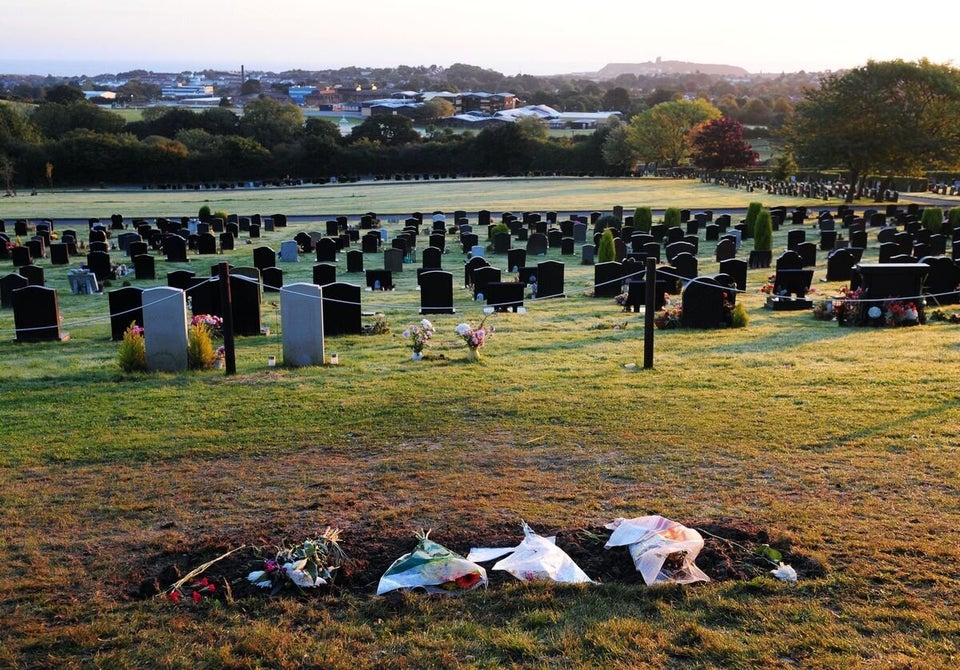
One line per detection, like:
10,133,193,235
218,262,237,375
644,256,656,369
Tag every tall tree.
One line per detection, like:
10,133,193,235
348,115,420,147
239,96,304,149
625,99,721,167
689,117,759,171
785,59,960,202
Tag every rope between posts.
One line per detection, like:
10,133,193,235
1,262,957,334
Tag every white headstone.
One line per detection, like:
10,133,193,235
142,286,188,371
281,283,325,367
279,240,300,262
470,245,485,258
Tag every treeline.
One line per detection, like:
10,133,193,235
0,91,616,189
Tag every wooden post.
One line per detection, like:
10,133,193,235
644,256,656,369
218,262,236,375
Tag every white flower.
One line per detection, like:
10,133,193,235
420,319,434,330
281,560,326,588
771,563,797,582
455,323,471,336
868,306,882,319
903,308,918,321
247,570,272,587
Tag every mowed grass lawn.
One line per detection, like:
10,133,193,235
1,179,959,668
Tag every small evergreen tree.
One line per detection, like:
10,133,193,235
754,210,773,251
921,207,944,234
663,207,681,228
947,207,960,236
744,201,763,238
633,206,653,232
597,228,616,263
198,205,212,222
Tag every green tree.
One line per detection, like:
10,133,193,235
785,59,960,203
743,201,763,238
597,228,616,263
663,207,681,227
920,207,944,234
31,101,125,139
600,118,634,174
689,117,758,172
754,210,773,251
413,98,455,122
0,152,15,195
349,115,420,147
601,87,632,113
44,83,86,105
633,206,653,232
0,103,42,150
239,96,304,149
626,99,721,168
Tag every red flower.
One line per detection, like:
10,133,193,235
192,591,202,604
454,572,482,589
168,590,181,603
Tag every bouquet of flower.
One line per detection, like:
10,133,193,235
654,301,683,329
402,318,435,354
454,318,491,349
884,299,919,326
191,313,224,338
247,528,347,595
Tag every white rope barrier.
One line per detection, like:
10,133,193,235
2,254,958,334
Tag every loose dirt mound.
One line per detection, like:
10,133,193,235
136,518,825,601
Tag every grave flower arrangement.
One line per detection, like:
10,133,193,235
884,299,919,326
191,313,224,339
654,301,683,329
247,527,348,595
402,318,435,358
929,309,960,323
759,274,777,295
455,317,492,359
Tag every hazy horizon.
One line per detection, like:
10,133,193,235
4,0,958,78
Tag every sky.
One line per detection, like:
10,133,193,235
3,0,959,77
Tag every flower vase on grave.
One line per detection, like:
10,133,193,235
466,347,480,361
412,351,424,361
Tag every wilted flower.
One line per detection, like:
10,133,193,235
771,563,797,582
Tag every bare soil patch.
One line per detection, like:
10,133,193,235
135,518,826,602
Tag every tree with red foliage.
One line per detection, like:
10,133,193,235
689,117,758,171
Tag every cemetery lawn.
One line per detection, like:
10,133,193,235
2,180,960,667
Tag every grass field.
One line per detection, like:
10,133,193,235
1,176,833,221
1,180,959,668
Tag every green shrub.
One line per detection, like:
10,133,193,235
597,228,616,263
594,213,619,234
744,201,763,238
633,206,653,232
198,205,212,222
213,210,229,225
731,303,749,328
754,210,773,251
490,222,509,237
117,322,146,373
187,323,216,370
663,207,681,228
947,207,960,236
921,207,943,234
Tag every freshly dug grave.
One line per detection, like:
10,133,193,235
136,518,825,601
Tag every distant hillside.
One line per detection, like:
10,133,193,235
595,61,750,78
